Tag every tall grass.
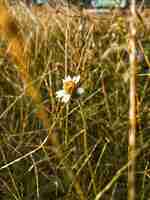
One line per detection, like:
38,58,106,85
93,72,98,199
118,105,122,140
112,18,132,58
0,1,150,200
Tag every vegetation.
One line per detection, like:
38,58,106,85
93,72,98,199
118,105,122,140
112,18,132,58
0,1,150,200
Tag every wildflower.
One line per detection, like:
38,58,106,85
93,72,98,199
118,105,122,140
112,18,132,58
56,75,84,103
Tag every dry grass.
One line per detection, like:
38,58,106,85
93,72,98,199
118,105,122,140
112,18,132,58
0,1,150,200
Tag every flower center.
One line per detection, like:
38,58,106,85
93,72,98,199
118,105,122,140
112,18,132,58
63,81,77,94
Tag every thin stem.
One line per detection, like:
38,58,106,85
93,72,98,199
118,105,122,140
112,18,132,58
30,155,40,200
65,103,69,145
128,0,137,200
65,1,69,77
64,1,69,146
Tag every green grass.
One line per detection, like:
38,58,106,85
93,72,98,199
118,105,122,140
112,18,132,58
0,2,150,200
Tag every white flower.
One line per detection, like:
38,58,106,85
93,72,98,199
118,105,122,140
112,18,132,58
56,75,84,103
56,90,71,103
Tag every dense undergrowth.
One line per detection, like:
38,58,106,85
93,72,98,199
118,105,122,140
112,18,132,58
0,2,150,200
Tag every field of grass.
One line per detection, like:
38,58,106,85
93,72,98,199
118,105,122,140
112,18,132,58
0,1,150,200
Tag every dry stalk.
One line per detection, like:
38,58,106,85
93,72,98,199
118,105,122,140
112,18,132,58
128,0,137,200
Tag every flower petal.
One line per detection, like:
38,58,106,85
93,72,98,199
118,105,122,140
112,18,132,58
61,93,71,103
63,76,71,83
56,90,66,98
73,75,80,84
76,87,84,95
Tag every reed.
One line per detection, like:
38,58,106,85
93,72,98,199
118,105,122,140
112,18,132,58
128,0,137,200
